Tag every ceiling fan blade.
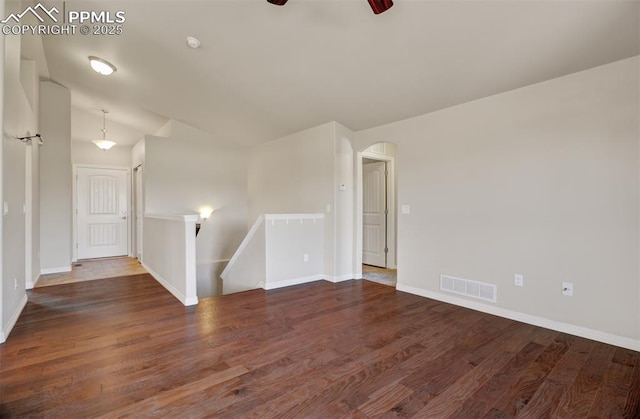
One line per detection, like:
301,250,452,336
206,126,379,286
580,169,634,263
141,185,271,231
267,0,288,5
367,0,393,14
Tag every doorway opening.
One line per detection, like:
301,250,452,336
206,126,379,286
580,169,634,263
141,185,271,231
359,142,397,286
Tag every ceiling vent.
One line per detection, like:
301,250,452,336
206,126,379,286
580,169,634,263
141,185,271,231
440,274,497,303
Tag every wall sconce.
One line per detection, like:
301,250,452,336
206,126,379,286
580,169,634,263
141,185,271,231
200,208,213,221
196,207,213,236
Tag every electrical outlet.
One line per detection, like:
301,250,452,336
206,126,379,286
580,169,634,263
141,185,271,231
562,282,573,296
514,274,524,287
303,253,309,263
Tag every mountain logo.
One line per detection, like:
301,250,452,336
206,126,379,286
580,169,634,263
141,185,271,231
1,3,59,24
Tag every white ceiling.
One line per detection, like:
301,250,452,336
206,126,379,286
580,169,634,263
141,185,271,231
37,0,639,147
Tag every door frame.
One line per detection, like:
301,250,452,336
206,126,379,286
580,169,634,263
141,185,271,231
133,164,143,261
356,144,397,278
362,159,389,268
72,164,132,262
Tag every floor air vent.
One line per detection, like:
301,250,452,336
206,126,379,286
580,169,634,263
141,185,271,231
440,275,497,303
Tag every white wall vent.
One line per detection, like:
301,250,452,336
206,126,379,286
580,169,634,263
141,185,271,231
440,275,497,303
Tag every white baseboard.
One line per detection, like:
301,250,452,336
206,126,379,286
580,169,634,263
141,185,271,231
0,294,28,344
397,283,640,352
40,266,72,275
26,274,40,290
264,275,325,290
142,263,198,306
325,274,358,283
265,274,358,290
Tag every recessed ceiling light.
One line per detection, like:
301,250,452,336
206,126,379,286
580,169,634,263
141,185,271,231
88,56,117,76
186,36,201,49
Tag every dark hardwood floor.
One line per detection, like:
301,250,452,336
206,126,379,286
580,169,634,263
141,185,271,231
1,274,638,418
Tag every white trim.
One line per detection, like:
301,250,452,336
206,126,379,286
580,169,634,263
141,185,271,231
142,262,199,306
221,215,264,279
74,163,131,171
0,294,28,344
324,274,357,283
397,284,640,352
197,258,231,265
40,266,71,275
264,274,325,290
355,142,398,279
26,274,40,290
144,213,199,222
264,213,325,220
359,145,397,270
25,144,33,293
133,164,144,261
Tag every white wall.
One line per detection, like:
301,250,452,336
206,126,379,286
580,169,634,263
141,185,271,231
39,81,72,274
21,59,41,288
221,213,325,293
248,123,335,221
142,214,198,305
144,121,248,297
132,137,145,168
248,121,356,281
334,123,355,280
220,216,266,295
0,0,6,343
1,2,42,341
355,57,640,348
25,141,39,288
265,214,324,288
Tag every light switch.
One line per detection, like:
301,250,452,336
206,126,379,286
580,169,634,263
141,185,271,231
401,204,410,214
3,202,8,216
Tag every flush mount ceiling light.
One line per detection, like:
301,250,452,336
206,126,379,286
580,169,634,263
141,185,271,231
92,110,117,150
266,0,393,14
88,56,117,76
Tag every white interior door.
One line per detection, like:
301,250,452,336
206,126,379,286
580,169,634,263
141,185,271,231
77,167,128,259
363,161,387,267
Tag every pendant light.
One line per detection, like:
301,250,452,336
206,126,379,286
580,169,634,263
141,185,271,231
92,110,117,150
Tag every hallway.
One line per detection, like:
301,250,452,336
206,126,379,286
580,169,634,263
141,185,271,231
361,264,397,287
36,257,147,287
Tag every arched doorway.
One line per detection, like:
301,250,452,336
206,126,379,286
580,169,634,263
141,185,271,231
355,142,397,286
